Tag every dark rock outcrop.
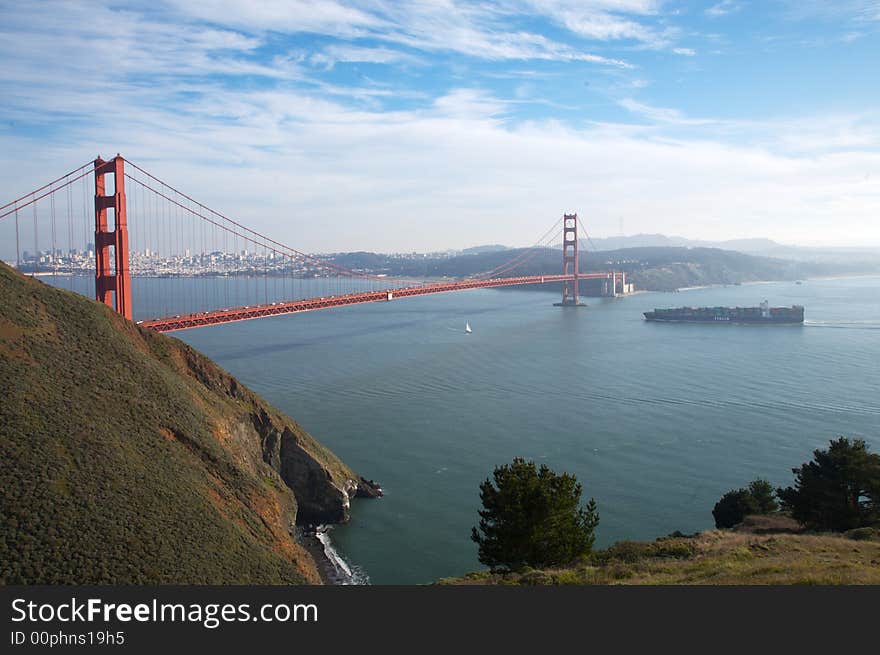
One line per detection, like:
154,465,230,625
357,477,384,498
252,410,363,524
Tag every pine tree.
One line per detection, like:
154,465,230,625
777,437,880,531
748,479,778,514
471,458,599,570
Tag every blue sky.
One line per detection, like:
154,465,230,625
1,1,878,251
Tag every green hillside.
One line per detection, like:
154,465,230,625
0,262,362,584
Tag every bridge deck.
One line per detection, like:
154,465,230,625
139,273,618,332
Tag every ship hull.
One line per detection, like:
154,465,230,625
644,316,803,324
644,305,804,324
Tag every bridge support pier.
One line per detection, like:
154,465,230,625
599,272,628,297
555,213,585,307
94,155,132,320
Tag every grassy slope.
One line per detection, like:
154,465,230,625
0,263,354,584
440,518,880,585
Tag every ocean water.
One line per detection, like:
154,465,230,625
46,274,880,584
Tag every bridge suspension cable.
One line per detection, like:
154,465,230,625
0,164,95,221
0,154,620,329
470,216,562,280
123,158,402,284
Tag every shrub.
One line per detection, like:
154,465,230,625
711,478,779,529
597,539,695,563
844,527,879,542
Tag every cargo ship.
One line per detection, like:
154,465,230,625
644,300,804,324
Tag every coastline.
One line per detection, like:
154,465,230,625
297,526,335,585
673,273,880,292
802,273,880,282
297,525,367,586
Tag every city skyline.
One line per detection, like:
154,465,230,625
1,1,879,251
12,244,468,278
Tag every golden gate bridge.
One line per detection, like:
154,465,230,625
0,155,627,332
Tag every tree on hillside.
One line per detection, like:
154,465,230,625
777,437,880,532
471,458,599,570
712,478,778,529
748,479,779,514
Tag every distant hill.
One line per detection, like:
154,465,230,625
584,234,880,264
460,244,510,255
331,244,879,292
590,246,807,292
582,233,783,252
0,261,369,584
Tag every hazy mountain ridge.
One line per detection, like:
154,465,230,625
460,244,511,255
582,234,880,264
330,244,880,292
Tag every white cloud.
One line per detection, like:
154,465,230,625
522,0,688,51
369,3,636,66
166,0,638,66
1,1,879,251
706,1,741,18
672,47,696,55
431,88,509,119
526,0,660,41
780,1,880,23
0,3,300,88
4,78,879,250
166,0,384,36
618,99,880,154
309,44,423,69
618,99,715,125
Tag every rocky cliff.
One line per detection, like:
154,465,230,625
0,261,371,584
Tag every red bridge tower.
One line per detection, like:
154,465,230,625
560,213,580,306
94,156,132,320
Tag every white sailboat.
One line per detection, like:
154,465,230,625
465,321,472,334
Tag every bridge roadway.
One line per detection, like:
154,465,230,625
139,272,619,332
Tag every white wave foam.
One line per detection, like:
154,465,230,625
315,525,369,585
805,320,880,330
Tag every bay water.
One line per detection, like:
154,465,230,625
48,274,880,583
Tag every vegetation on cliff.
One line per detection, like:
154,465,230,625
441,517,880,585
0,262,362,584
712,479,778,529
448,438,879,585
778,437,880,532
